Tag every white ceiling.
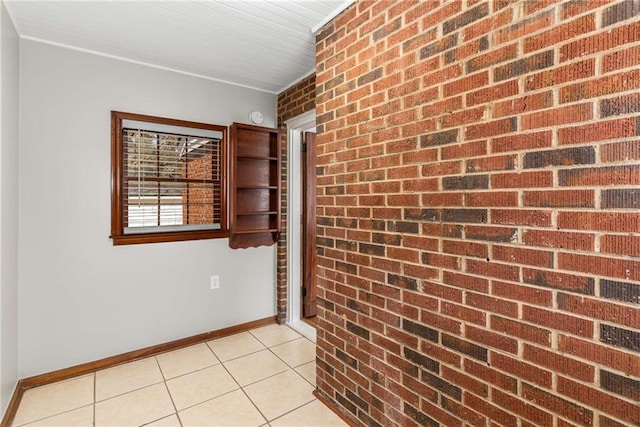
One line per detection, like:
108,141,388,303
4,0,349,93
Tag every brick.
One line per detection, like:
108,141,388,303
562,69,640,104
558,117,638,145
524,146,596,168
491,130,552,153
443,2,489,34
562,20,640,62
564,163,640,185
491,352,552,388
523,267,595,294
523,305,594,337
443,71,489,97
491,315,551,346
465,117,517,139
523,343,595,382
561,335,639,378
464,359,516,395
442,301,486,325
601,92,640,118
442,175,489,190
524,14,596,54
521,383,594,426
442,334,488,362
419,33,458,59
600,323,640,353
404,347,439,373
421,369,462,400
442,239,488,259
494,91,553,118
599,415,630,427
404,403,438,427
492,388,554,426
601,279,640,304
602,44,640,73
494,10,554,44
402,318,438,343
466,43,518,73
420,129,458,147
557,211,640,233
421,192,464,207
466,325,518,353
465,191,518,207
601,370,640,401
602,0,640,27
465,226,518,242
523,190,595,208
494,50,554,82
491,171,553,189
559,252,640,281
523,103,592,130
491,208,551,227
443,271,488,293
467,80,518,106
347,321,370,340
602,188,640,209
558,377,640,425
464,393,517,427
601,234,640,257
493,245,553,268
525,58,595,91
467,259,519,282
466,154,516,172
492,280,553,307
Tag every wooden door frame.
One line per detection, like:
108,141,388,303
284,110,315,330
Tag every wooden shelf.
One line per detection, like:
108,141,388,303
229,122,281,249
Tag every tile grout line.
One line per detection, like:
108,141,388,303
154,356,182,427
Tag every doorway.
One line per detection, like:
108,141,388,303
285,110,316,340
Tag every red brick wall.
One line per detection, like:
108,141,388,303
182,153,221,225
315,1,640,426
276,74,316,323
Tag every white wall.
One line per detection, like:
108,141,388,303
0,0,19,414
19,40,277,378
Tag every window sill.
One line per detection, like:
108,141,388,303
111,229,230,245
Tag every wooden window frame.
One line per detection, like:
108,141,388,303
111,111,229,245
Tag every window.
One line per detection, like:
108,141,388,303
111,111,228,245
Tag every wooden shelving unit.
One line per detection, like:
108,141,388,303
229,122,281,249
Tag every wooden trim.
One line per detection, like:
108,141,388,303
1,381,24,427
0,316,276,427
111,110,229,245
313,390,358,427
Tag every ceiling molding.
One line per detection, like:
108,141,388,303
311,0,356,34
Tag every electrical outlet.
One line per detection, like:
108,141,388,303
210,275,219,290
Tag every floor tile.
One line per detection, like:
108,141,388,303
270,400,349,427
95,383,174,427
271,337,316,367
13,375,94,426
96,357,164,401
207,331,265,362
156,343,219,379
143,414,181,426
223,349,289,386
178,389,266,427
249,324,301,347
243,370,314,421
19,405,94,427
295,361,316,386
165,364,238,410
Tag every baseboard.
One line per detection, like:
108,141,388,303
313,390,358,427
0,315,276,427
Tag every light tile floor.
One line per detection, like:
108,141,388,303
12,324,348,427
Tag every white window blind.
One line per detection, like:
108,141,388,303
122,127,222,234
